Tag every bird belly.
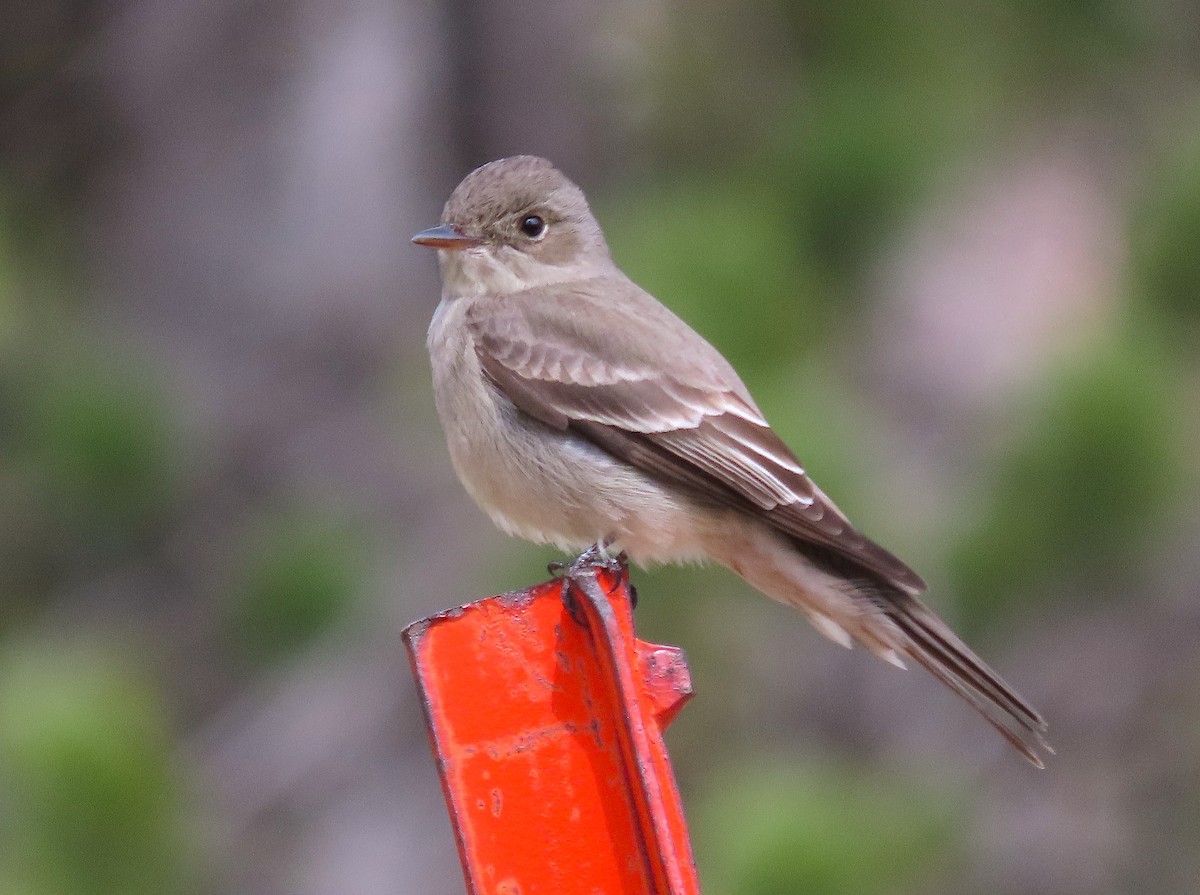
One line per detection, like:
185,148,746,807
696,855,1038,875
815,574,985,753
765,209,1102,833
427,298,712,562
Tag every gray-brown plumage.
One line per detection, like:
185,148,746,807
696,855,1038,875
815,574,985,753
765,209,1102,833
414,155,1051,766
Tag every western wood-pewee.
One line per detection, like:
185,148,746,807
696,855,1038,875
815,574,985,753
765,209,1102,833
414,155,1050,766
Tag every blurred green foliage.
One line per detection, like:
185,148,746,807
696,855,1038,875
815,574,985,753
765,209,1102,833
0,297,183,633
1132,118,1200,335
0,641,194,895
777,86,943,283
694,760,954,895
950,331,1186,627
230,511,366,663
23,361,179,540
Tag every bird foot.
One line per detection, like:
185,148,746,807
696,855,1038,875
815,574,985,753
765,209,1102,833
548,542,628,578
554,543,635,621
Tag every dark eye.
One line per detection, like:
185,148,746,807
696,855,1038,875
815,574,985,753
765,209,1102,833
519,215,547,239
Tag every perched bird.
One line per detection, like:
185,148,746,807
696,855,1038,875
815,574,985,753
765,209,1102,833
413,155,1050,766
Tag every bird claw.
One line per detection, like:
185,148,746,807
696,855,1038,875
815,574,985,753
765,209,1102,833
556,543,632,622
550,543,627,578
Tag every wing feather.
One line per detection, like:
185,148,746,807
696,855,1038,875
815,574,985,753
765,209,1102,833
469,288,926,593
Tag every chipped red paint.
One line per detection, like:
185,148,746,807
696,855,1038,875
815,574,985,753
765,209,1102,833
402,565,700,895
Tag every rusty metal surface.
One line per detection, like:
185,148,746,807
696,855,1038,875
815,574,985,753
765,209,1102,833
402,565,699,895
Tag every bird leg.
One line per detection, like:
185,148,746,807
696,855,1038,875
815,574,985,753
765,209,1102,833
553,541,634,621
547,539,627,577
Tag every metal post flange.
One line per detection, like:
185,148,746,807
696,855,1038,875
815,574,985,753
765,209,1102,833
402,564,700,895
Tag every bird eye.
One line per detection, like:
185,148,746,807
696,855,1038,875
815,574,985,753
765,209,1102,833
519,215,547,239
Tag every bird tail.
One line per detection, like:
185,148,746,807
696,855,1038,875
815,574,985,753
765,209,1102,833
710,525,1052,766
869,584,1052,767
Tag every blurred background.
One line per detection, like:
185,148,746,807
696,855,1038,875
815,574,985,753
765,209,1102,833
2,0,1199,893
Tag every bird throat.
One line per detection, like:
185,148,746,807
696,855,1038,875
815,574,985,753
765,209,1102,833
438,244,590,298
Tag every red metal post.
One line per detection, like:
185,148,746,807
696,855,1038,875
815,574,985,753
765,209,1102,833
402,564,701,895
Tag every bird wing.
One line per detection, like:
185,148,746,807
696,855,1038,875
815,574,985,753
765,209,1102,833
468,281,1054,767
466,280,926,594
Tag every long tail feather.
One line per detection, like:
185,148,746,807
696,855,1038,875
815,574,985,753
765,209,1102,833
880,588,1052,767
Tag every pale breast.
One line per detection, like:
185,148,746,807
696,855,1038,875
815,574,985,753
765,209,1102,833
428,296,605,547
427,294,720,562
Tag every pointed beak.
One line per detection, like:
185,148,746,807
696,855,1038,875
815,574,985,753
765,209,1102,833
411,223,483,250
